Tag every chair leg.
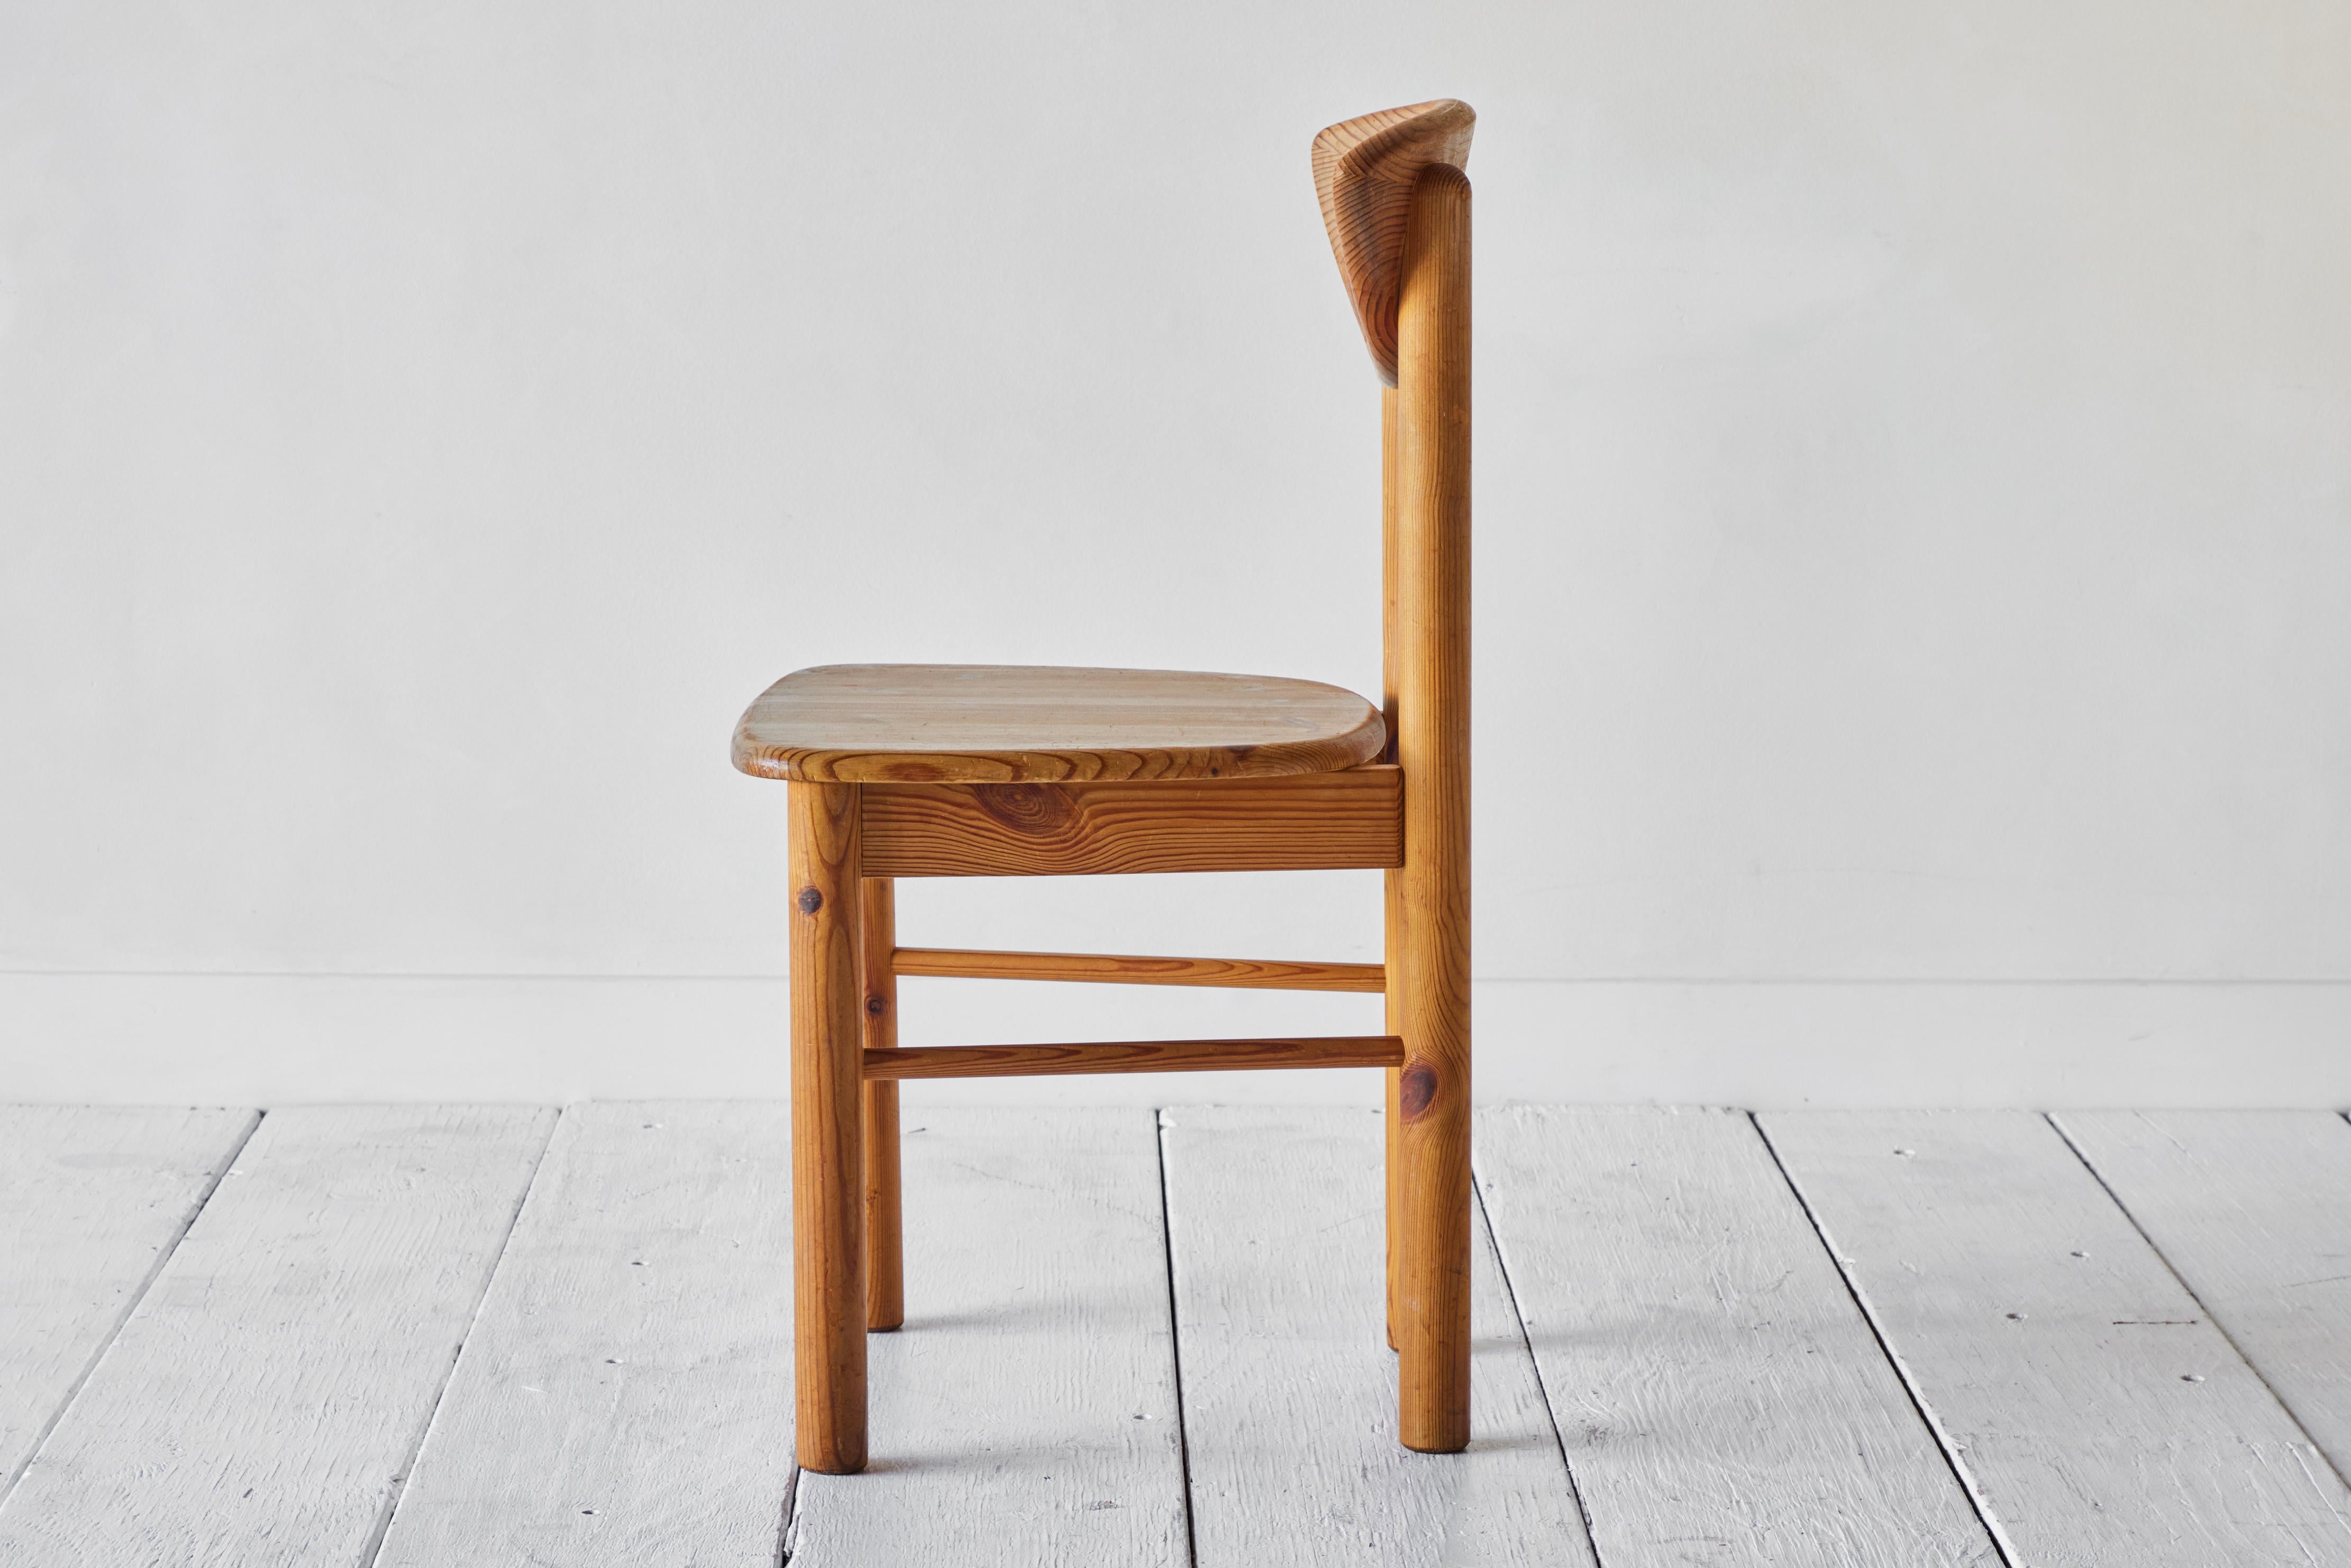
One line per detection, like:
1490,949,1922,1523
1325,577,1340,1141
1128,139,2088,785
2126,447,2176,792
861,877,905,1332
1393,863,1471,1454
1384,865,1403,1353
1392,160,1473,1456
1384,1064,1402,1353
790,781,868,1473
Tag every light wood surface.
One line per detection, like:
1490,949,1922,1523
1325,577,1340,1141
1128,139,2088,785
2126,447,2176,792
893,945,1385,992
372,1104,795,1567
0,1106,553,1567
1313,100,1475,385
1162,1105,1596,1566
790,1108,1187,1565
862,1035,1404,1080
859,764,1402,878
0,1105,258,1499
860,878,905,1333
1478,1107,1999,1566
1763,1110,2351,1565
2056,1110,2351,1480
789,780,867,1473
735,664,1386,783
1392,160,1474,1453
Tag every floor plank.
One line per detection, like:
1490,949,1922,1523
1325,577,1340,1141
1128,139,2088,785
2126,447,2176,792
0,1105,259,1499
1477,1106,1998,1566
374,1103,794,1566
788,1106,1187,1567
1762,1110,2351,1567
1163,1105,1593,1567
0,1105,554,1567
2056,1109,2351,1485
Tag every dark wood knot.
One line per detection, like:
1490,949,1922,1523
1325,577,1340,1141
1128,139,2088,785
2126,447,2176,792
796,886,823,915
865,993,889,1017
974,783,1078,837
1399,1061,1438,1120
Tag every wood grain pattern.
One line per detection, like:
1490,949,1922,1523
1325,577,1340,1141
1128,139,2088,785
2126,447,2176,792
0,1105,258,1501
2055,1110,2351,1481
1163,1106,1594,1566
1392,160,1474,1454
0,1106,553,1568
372,1104,794,1567
893,945,1385,992
862,1035,1404,1080
1313,99,1474,385
1478,1107,1999,1566
1762,1110,2351,1566
735,663,1385,783
861,878,905,1333
859,764,1402,878
789,1108,1187,1566
789,779,867,1473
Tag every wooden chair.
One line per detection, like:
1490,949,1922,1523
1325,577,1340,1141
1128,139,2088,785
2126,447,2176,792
732,98,1473,1472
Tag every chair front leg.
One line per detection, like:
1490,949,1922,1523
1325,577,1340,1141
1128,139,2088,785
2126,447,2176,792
790,780,869,1473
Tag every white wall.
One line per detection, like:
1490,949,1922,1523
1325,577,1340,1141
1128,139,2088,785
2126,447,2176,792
4,1,2347,1107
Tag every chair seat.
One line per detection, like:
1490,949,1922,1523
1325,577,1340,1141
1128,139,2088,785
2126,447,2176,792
733,664,1386,783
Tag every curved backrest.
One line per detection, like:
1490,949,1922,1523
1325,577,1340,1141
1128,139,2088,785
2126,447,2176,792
1311,99,1475,386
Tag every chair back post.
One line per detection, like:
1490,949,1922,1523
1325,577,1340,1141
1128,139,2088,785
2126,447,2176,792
1313,97,1474,1452
1391,157,1472,1453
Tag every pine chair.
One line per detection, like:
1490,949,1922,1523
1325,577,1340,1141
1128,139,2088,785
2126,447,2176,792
732,98,1474,1472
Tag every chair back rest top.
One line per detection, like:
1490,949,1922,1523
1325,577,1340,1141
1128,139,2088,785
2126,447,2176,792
1311,99,1475,386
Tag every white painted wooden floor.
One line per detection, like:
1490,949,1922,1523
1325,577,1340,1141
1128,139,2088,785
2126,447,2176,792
4,1104,2351,1566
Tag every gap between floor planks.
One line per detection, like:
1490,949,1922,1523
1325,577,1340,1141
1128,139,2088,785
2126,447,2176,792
1761,1109,2351,1567
0,1106,556,1567
0,1106,261,1499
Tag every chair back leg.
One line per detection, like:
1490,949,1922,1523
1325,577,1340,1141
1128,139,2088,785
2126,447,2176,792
861,877,906,1332
1391,161,1473,1455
